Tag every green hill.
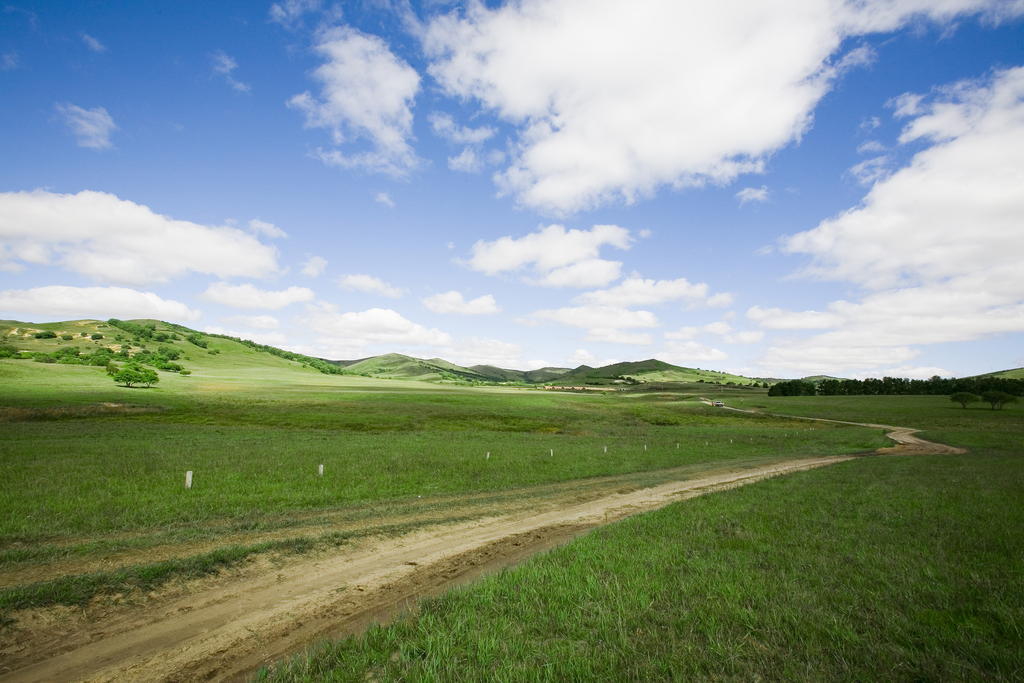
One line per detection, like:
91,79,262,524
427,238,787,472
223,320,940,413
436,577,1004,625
548,359,758,387
469,365,572,383
2,319,762,387
340,353,492,382
974,367,1024,380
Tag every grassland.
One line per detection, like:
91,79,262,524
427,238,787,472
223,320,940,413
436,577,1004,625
261,450,1024,682
0,353,883,543
3,321,1021,681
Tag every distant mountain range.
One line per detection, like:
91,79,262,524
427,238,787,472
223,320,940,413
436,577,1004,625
326,353,759,386
4,318,1020,385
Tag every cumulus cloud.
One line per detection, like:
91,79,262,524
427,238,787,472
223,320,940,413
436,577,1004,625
203,326,291,348
758,66,1024,374
422,291,500,314
337,273,406,298
296,303,452,357
736,186,769,205
81,34,106,53
201,282,315,310
0,285,200,321
429,112,495,144
585,329,654,345
847,155,890,186
467,224,632,288
661,340,729,363
566,348,598,365
0,190,282,286
574,277,711,307
248,219,288,239
56,103,117,149
219,314,281,330
422,0,1021,214
269,0,322,29
375,192,395,207
300,255,328,277
290,26,421,176
529,305,658,330
442,336,522,366
212,51,250,93
448,147,483,173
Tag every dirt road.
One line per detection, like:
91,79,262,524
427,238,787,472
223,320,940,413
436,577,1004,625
0,424,961,683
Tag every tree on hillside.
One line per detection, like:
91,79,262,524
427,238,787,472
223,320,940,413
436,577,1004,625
981,391,1018,410
113,364,159,388
950,392,981,409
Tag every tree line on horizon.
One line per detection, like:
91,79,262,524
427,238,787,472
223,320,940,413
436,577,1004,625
768,374,1024,398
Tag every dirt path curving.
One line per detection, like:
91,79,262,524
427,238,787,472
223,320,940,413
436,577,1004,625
0,424,962,683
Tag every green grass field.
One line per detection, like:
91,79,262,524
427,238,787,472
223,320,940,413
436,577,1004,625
260,451,1024,682
0,356,884,542
3,326,1022,681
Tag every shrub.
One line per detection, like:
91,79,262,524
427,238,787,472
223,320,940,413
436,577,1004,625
61,334,74,341
33,330,57,339
91,334,103,340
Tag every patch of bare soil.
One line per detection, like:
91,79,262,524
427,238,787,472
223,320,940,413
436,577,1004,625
0,426,961,683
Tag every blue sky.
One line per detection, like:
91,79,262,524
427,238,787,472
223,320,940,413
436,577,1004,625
2,0,1023,378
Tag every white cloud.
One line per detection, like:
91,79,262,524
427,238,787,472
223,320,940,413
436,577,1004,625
201,282,315,310
736,186,769,205
203,326,290,347
443,336,522,366
760,342,919,374
857,139,886,153
296,303,452,357
422,291,501,315
429,112,495,144
219,314,281,330
375,192,395,207
566,348,597,365
575,277,710,307
448,148,483,173
0,190,282,286
847,155,890,185
529,305,658,330
56,103,117,149
423,0,1021,215
661,340,729,363
706,292,735,307
753,67,1024,374
585,329,653,345
467,224,632,288
212,51,250,92
290,26,421,176
300,256,328,277
2,53,18,71
722,330,764,345
269,0,321,28
248,219,288,239
337,273,406,298
0,286,200,321
852,365,953,380
747,306,842,329
81,34,106,53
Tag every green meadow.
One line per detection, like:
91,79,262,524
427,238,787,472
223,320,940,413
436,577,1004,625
3,322,1022,681
0,351,884,542
261,451,1024,682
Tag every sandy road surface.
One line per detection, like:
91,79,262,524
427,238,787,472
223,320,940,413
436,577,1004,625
0,423,961,683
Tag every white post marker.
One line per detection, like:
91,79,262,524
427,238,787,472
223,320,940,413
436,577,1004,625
319,464,324,477
550,449,553,457
185,471,193,489
604,446,607,453
486,452,490,460
644,444,647,451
